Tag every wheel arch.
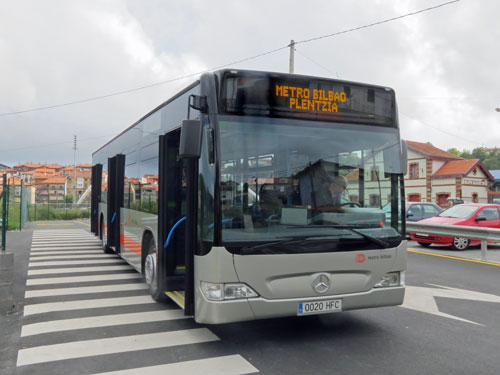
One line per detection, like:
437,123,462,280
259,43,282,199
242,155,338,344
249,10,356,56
141,227,155,274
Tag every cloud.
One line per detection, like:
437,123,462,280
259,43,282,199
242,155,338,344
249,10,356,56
0,0,498,166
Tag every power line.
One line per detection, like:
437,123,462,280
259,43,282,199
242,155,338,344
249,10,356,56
294,49,340,78
0,0,460,117
294,0,460,46
400,112,485,147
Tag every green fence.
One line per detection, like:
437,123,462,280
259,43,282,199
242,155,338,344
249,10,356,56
28,203,90,221
1,176,29,232
0,174,90,242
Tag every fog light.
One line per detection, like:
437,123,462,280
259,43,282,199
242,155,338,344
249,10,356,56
374,272,401,288
200,282,223,301
224,283,258,299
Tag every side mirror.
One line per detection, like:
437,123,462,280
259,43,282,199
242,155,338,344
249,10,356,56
475,216,486,222
179,120,203,159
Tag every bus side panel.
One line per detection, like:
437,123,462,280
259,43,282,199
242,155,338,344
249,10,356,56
120,207,157,272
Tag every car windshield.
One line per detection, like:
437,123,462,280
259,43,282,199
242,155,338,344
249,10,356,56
217,115,405,254
439,205,477,219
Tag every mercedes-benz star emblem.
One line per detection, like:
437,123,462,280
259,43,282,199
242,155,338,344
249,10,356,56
312,273,330,294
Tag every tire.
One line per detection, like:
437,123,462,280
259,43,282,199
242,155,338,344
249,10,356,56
417,242,432,248
100,218,113,254
144,236,166,301
451,237,469,251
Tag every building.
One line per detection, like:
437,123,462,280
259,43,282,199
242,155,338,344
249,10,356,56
0,163,10,172
36,176,66,204
66,171,92,202
406,141,493,207
487,170,500,203
0,176,36,204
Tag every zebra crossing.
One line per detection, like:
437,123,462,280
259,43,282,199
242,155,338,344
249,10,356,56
17,229,258,374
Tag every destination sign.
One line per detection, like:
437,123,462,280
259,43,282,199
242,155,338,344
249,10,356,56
275,85,347,113
219,71,396,126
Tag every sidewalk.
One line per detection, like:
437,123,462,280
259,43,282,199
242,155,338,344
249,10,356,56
408,241,500,265
0,228,33,375
0,219,90,374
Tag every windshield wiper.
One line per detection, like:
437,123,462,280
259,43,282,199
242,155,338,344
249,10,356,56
287,224,391,248
240,234,343,255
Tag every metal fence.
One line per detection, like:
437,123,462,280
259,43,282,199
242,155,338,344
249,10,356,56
407,221,500,261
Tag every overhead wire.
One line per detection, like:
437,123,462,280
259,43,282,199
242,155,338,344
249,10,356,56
0,0,460,117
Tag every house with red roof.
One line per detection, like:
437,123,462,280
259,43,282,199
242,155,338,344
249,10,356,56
406,141,493,207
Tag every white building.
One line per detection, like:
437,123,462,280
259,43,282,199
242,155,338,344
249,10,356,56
406,141,493,207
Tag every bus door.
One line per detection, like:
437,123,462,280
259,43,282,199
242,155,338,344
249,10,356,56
158,130,189,309
107,154,125,253
90,163,102,235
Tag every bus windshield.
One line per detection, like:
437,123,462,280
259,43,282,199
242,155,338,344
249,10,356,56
218,115,405,254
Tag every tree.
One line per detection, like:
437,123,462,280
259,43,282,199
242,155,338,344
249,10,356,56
447,148,461,156
471,147,488,161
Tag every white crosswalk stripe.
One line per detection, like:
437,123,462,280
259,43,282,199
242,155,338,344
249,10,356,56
28,265,132,276
26,273,142,286
16,229,258,374
91,355,259,375
17,328,219,366
21,310,188,336
25,283,149,298
23,295,156,316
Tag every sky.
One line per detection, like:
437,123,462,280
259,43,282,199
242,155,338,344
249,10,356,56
1,0,499,166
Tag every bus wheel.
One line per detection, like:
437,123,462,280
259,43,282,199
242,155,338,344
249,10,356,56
452,237,469,251
144,237,166,301
100,219,113,254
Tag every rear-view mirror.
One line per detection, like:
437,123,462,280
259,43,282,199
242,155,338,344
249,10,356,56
179,119,203,159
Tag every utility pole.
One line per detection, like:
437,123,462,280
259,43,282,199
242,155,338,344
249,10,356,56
289,40,295,74
73,135,77,204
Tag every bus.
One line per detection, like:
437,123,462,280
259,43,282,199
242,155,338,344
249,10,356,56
91,69,407,324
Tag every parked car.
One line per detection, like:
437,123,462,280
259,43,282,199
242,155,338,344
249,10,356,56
409,203,500,250
446,197,465,206
382,202,443,222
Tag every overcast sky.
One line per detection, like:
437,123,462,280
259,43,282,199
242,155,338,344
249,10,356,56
1,0,499,166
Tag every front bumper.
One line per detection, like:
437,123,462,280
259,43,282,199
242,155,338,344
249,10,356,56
194,286,405,324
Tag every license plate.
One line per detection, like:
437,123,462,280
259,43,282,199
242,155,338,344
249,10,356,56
416,233,428,237
298,299,342,316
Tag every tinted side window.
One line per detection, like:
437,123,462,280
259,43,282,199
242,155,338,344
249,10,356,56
423,204,438,216
477,207,499,220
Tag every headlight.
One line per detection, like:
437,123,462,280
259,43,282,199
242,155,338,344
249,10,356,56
200,281,259,301
374,272,403,288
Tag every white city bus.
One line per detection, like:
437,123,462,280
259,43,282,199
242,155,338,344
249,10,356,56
91,70,407,324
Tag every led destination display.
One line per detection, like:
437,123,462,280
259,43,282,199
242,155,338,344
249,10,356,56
220,71,396,126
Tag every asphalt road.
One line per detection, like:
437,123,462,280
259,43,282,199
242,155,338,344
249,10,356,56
1,222,499,375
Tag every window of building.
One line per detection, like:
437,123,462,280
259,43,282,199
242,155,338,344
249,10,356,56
472,193,478,203
409,163,419,179
370,166,379,181
408,193,421,202
437,193,450,207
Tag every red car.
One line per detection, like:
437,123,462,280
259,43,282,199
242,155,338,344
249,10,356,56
410,203,500,250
